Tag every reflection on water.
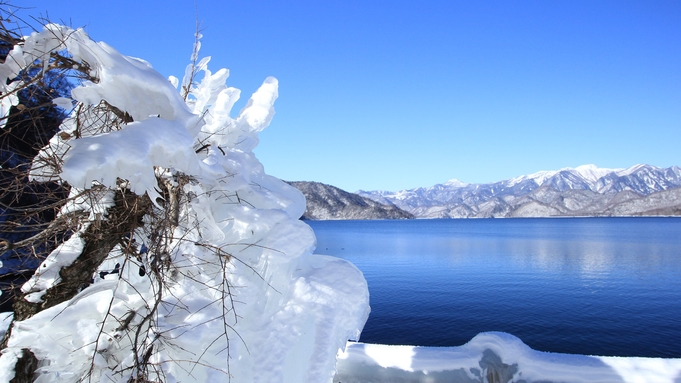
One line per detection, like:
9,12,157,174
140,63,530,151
308,217,681,358
506,238,617,277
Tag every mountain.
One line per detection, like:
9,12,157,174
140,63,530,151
357,164,681,218
287,181,414,220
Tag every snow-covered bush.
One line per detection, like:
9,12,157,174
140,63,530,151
0,19,369,383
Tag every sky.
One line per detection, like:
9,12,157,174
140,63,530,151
13,1,681,192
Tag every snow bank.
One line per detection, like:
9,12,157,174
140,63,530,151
335,332,681,383
0,24,369,383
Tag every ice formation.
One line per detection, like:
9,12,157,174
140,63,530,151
0,24,369,382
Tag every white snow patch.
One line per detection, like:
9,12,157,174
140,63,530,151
20,233,86,303
52,97,74,110
60,117,201,200
617,164,657,177
507,169,557,187
572,164,622,183
444,178,468,187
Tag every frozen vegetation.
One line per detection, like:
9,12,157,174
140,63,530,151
0,24,368,382
1,21,680,383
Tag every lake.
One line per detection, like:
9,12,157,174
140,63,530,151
307,217,681,358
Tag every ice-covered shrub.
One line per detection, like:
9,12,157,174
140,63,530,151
0,20,369,383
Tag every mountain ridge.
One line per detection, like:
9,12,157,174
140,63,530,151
286,181,414,220
357,164,681,218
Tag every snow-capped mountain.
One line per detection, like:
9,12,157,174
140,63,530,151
358,164,681,218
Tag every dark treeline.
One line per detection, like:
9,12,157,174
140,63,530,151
0,26,73,311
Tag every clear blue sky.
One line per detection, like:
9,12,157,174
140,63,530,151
18,1,681,192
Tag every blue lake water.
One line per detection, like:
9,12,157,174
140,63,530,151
307,217,681,358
